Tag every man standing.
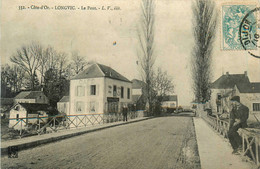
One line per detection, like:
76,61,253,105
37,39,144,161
228,96,249,154
123,105,128,122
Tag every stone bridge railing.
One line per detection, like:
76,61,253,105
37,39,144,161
203,115,260,167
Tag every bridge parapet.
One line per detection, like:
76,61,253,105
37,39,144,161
203,115,260,167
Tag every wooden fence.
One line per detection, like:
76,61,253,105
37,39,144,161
3,111,138,139
204,115,260,167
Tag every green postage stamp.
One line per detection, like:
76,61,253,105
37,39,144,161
222,4,257,50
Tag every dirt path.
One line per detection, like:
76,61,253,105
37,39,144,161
1,116,200,169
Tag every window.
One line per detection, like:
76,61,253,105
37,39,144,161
90,102,96,112
91,85,96,95
76,86,85,96
127,88,130,99
253,103,260,111
76,102,84,112
113,85,117,97
217,93,221,100
16,114,19,121
15,106,20,111
121,87,124,98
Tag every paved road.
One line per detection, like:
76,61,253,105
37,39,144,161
1,116,200,169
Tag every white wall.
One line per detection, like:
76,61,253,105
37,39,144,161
9,109,27,129
70,77,105,115
104,77,132,111
132,89,142,95
57,102,69,114
15,99,35,104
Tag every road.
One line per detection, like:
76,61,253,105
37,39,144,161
1,114,200,169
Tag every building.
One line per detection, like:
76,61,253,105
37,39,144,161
9,103,57,129
14,91,49,104
57,96,69,114
210,71,260,114
233,82,260,113
132,79,146,110
161,95,178,109
69,63,132,118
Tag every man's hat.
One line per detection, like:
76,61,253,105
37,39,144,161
230,96,240,103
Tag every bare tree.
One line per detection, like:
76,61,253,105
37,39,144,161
152,68,174,98
191,0,217,103
137,0,156,114
10,42,42,89
71,51,88,75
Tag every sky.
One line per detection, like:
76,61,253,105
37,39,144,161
1,0,260,106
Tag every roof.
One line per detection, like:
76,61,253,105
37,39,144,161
15,91,46,99
211,73,250,89
132,79,146,89
59,96,69,102
16,103,58,114
162,95,178,102
251,83,260,93
236,82,260,93
71,63,131,83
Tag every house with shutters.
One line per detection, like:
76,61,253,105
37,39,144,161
69,63,132,117
210,71,260,115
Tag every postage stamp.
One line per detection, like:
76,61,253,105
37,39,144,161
239,7,260,58
222,4,256,50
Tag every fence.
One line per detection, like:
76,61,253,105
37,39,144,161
203,114,260,167
2,111,138,139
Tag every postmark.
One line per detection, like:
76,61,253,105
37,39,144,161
222,5,256,50
239,7,260,58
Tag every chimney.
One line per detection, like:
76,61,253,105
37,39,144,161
244,71,247,76
226,72,229,75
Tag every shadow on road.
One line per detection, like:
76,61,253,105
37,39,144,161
157,111,196,117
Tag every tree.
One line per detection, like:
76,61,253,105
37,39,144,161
71,51,88,75
137,0,156,115
151,68,174,114
43,67,70,108
191,0,217,103
1,64,26,97
10,42,42,90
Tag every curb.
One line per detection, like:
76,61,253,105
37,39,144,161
1,117,153,156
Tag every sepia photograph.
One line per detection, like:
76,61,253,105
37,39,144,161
1,0,260,168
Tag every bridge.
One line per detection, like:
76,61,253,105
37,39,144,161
1,112,258,169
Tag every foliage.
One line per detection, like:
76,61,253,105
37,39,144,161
191,0,217,103
137,0,156,115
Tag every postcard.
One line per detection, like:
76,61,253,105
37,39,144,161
1,0,260,168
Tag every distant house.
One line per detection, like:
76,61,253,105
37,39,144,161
0,98,14,118
233,82,260,113
210,71,260,114
9,103,57,129
132,79,146,110
70,63,132,119
57,96,69,114
14,91,49,104
161,95,178,109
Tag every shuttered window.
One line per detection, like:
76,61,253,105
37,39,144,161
127,88,130,99
121,87,124,98
76,86,85,96
91,85,96,95
253,103,260,111
76,101,84,112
